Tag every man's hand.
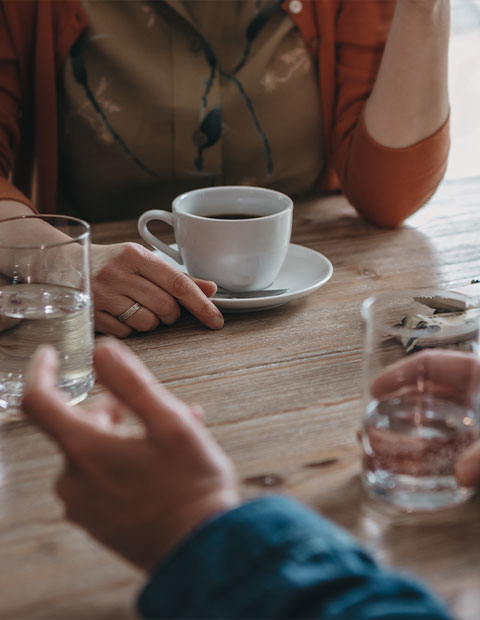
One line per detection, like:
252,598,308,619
370,349,480,488
21,339,239,570
370,349,480,406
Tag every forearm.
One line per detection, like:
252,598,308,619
0,201,79,281
0,200,75,245
0,199,36,218
364,0,450,148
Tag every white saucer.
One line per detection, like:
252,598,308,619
155,243,333,312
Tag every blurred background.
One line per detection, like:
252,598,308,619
446,0,480,180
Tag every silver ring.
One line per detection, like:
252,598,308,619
116,302,142,323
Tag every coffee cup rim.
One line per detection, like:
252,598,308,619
172,186,293,221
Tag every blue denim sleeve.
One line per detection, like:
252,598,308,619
137,496,451,620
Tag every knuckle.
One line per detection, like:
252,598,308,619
116,325,133,339
162,311,180,326
94,262,119,285
162,295,179,314
159,300,181,325
121,242,147,263
137,314,160,332
170,272,193,298
199,298,220,321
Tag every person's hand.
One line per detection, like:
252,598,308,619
21,339,240,570
457,441,480,488
370,349,480,407
370,349,480,488
91,242,224,337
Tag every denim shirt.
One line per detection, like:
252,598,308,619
138,496,451,619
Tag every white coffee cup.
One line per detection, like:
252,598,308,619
138,186,293,292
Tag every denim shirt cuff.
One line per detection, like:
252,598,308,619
137,495,450,620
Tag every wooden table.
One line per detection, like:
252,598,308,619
1,176,480,619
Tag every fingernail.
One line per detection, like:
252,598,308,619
26,346,57,388
33,345,56,365
96,337,119,350
456,459,480,487
212,312,224,329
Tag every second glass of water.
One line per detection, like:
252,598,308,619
0,215,94,413
361,289,480,512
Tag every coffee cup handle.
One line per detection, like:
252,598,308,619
137,210,183,264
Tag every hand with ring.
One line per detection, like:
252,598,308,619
91,242,224,337
116,302,143,324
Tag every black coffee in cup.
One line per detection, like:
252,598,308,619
204,213,262,220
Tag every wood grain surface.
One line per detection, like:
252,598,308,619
1,176,480,619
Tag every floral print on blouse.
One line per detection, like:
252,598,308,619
59,0,324,221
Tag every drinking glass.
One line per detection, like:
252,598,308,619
0,215,94,413
361,289,480,512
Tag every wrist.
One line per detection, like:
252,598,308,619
0,199,36,218
131,488,241,572
154,490,241,567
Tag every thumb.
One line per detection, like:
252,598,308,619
22,346,96,459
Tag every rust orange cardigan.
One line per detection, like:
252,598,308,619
0,0,449,227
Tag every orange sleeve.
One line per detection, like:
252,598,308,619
0,3,34,211
329,0,450,228
345,113,449,228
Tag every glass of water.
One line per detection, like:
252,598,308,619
0,215,94,413
361,289,480,512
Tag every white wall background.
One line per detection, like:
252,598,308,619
446,0,480,179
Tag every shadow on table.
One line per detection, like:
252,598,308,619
314,471,480,532
313,470,480,619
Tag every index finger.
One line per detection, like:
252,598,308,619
371,349,480,398
93,339,200,439
133,251,224,329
